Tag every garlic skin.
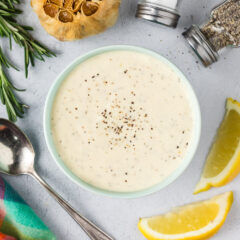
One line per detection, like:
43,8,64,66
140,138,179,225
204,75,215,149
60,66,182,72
31,0,121,41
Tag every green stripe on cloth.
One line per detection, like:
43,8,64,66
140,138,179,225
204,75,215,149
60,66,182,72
0,179,56,240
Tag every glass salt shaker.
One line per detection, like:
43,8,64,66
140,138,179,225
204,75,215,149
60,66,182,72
183,0,240,67
136,0,182,28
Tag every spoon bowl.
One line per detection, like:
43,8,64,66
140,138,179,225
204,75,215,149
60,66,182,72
0,119,35,175
0,118,113,240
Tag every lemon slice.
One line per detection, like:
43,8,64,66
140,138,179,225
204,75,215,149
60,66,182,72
138,192,233,240
195,98,240,194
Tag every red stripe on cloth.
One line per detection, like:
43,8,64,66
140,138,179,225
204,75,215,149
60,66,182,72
0,179,5,226
0,232,16,240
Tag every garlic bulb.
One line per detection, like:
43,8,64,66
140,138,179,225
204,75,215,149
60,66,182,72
31,0,121,41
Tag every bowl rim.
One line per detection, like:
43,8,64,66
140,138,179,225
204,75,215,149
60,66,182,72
43,45,201,199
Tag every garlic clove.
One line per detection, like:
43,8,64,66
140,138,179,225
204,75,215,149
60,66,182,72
49,0,63,7
58,10,74,22
72,0,84,13
81,1,99,16
63,0,74,10
44,3,59,18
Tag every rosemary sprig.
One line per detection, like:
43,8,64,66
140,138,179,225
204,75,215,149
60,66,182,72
0,46,27,122
0,2,55,77
1,0,20,10
0,0,55,121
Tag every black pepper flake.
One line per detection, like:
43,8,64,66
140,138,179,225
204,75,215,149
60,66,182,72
124,70,128,74
201,0,240,51
97,98,152,151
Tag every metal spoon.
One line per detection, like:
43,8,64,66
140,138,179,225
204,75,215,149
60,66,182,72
0,118,113,240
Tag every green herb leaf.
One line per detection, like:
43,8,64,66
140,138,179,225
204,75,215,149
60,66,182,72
0,49,27,122
0,0,55,121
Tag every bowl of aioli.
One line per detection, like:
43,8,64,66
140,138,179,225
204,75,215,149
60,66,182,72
44,45,201,198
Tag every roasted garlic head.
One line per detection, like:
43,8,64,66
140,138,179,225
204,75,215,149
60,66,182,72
31,0,121,41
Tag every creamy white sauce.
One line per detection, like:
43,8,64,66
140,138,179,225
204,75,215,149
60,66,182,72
51,50,193,192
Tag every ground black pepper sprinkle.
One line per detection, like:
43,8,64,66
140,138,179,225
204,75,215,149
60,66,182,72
97,93,153,150
201,0,240,51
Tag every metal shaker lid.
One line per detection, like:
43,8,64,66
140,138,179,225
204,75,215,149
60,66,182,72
136,2,180,28
183,25,219,67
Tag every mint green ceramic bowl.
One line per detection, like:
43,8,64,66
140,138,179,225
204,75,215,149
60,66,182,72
44,45,201,198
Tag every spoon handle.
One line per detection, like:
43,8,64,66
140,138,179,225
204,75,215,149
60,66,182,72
30,170,114,240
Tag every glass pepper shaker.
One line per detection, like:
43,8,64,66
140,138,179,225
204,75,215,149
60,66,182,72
136,0,181,28
183,0,240,67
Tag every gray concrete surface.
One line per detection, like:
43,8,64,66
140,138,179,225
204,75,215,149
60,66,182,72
1,0,240,239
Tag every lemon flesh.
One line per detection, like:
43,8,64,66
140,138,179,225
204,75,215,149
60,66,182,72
195,98,240,194
138,192,233,240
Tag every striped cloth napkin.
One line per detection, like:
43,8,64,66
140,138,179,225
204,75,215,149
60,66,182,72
0,177,56,240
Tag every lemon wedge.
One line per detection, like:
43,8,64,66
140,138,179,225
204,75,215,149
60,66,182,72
138,192,233,240
195,98,240,194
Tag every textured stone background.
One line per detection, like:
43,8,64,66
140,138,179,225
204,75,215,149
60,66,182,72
1,0,240,239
